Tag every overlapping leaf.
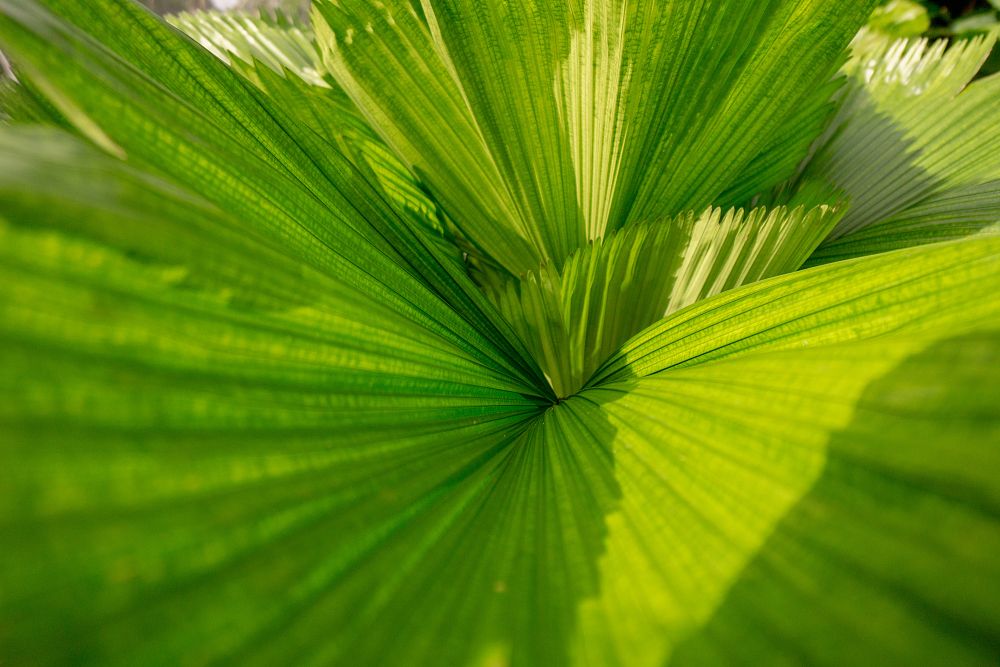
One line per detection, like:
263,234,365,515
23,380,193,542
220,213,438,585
797,28,1000,262
595,235,1000,384
3,143,998,662
492,203,842,396
2,1,1000,666
168,9,324,84
313,0,876,275
0,0,547,393
166,10,455,248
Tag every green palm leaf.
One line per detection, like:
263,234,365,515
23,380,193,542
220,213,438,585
312,0,875,275
798,27,1000,262
168,9,324,84
2,0,999,665
164,9,450,242
492,203,843,396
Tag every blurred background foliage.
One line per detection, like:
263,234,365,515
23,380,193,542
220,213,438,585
921,0,1000,35
870,0,999,36
869,0,1000,73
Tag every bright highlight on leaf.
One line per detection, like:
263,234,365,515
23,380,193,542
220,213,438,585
1,0,999,665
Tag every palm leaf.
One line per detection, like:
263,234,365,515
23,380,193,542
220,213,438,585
1,1,999,665
165,7,508,275
493,203,843,397
797,28,1000,262
313,0,876,275
168,9,324,85
0,0,546,391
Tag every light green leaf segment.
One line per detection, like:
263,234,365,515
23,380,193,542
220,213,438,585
1,0,1000,665
492,203,843,396
797,27,1000,262
169,9,324,84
